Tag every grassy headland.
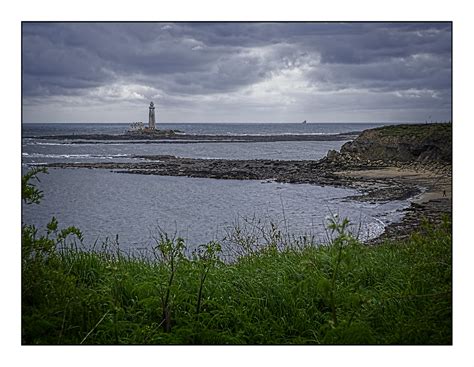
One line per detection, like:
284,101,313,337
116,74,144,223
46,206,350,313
338,122,452,163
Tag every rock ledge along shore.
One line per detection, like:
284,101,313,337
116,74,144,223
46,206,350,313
34,131,360,143
324,122,452,243
42,123,452,243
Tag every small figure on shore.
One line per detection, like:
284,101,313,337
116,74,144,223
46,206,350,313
443,189,446,197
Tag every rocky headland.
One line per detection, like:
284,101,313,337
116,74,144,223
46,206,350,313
323,122,452,243
42,123,452,243
326,123,452,164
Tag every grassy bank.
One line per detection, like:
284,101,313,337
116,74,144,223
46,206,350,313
22,169,452,344
372,122,452,138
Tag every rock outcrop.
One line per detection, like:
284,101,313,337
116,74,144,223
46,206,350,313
337,123,452,164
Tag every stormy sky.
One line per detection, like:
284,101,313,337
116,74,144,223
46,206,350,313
22,22,452,123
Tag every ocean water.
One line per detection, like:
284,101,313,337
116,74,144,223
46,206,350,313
22,122,390,163
22,122,388,137
22,122,408,257
22,140,352,163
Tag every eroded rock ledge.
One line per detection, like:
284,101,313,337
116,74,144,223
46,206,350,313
44,154,450,203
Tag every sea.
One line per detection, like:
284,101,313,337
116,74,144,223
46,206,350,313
22,122,410,258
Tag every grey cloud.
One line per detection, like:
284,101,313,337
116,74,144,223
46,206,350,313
22,22,452,123
302,24,451,65
309,53,451,93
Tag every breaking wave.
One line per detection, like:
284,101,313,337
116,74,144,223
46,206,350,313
22,153,130,159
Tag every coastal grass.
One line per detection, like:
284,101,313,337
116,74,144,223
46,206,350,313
22,217,452,344
372,122,452,139
22,168,452,344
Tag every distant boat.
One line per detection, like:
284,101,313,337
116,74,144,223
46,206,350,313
302,120,307,124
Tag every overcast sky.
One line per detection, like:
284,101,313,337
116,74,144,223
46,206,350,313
22,22,452,123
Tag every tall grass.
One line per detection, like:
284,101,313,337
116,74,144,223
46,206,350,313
22,169,452,344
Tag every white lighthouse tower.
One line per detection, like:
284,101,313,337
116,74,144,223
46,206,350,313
148,101,156,130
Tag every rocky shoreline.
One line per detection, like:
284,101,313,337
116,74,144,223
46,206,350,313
45,146,451,194
39,123,453,244
44,155,451,243
44,155,431,200
367,198,451,245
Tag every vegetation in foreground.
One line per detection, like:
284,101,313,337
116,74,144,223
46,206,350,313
22,168,452,344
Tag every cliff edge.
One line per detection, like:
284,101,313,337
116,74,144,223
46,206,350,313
336,123,452,164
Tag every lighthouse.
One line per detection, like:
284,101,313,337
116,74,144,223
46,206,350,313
148,101,156,130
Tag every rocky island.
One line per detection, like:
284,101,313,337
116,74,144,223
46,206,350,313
35,131,359,143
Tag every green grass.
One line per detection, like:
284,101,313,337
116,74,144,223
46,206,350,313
22,217,452,345
371,123,452,139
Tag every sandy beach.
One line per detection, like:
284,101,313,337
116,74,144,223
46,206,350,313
336,166,452,204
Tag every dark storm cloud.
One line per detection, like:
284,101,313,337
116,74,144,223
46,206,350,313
310,23,451,65
309,52,451,93
23,22,273,97
173,22,451,64
23,24,113,96
22,22,451,122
